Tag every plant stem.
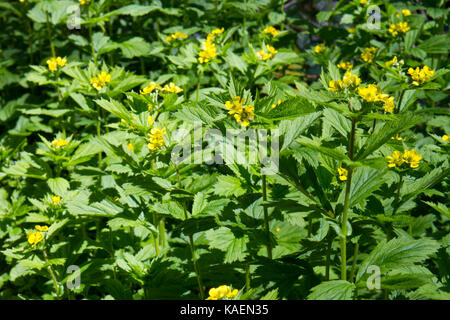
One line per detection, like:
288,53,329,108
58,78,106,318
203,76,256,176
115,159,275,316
340,117,356,281
175,163,204,299
43,249,60,297
392,173,403,215
245,264,251,290
395,89,405,114
349,242,359,283
261,174,272,259
325,237,332,281
46,13,55,58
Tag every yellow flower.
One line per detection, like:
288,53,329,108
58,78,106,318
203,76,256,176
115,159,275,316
385,56,398,67
147,115,155,126
127,143,134,151
402,149,422,168
206,285,238,300
148,127,166,151
90,71,111,91
328,80,343,93
262,26,279,37
276,227,280,232
51,138,69,148
147,103,153,110
386,150,404,168
162,82,183,94
338,167,348,181
140,82,162,95
358,84,380,102
314,43,325,54
166,31,188,42
361,47,377,63
257,45,277,60
391,134,402,141
337,61,353,70
79,0,89,4
271,100,282,108
380,95,395,113
198,40,217,64
46,57,66,71
35,225,49,232
360,0,367,4
443,135,449,142
211,28,225,35
27,231,44,247
408,66,434,86
389,22,410,36
342,71,361,88
348,28,356,34
396,9,411,17
52,196,61,205
225,97,254,127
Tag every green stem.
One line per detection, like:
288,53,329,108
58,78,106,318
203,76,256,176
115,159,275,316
43,249,60,297
349,242,359,283
392,173,403,215
340,117,356,281
245,264,251,290
261,174,272,259
325,237,332,281
175,163,204,299
395,89,405,114
46,13,55,58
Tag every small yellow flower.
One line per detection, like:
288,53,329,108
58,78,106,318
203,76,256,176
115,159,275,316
90,71,111,91
358,84,381,102
338,167,348,181
337,61,353,70
386,150,404,168
198,40,217,64
147,115,155,126
276,227,280,232
46,57,66,71
342,71,361,88
35,225,50,232
79,0,89,4
262,26,279,37
271,100,282,109
27,231,44,247
396,9,411,17
206,285,238,300
348,28,356,34
148,127,166,151
211,28,225,35
361,47,377,63
389,22,410,36
225,97,254,127
140,82,162,95
328,80,343,93
257,45,277,61
385,56,398,68
360,0,367,4
402,149,422,168
408,66,434,86
166,31,188,43
314,43,325,54
127,143,134,151
443,135,449,142
162,82,183,94
391,134,402,141
52,196,61,205
51,138,69,148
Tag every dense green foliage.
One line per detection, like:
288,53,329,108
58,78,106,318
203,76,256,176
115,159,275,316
0,0,449,300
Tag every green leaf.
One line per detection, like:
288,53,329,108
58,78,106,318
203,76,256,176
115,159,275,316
258,97,316,121
213,175,246,197
119,37,151,58
205,227,248,263
307,280,355,300
47,178,70,196
356,237,440,283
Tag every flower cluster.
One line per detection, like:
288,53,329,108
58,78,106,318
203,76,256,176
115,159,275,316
328,71,361,93
361,47,377,63
262,26,278,37
148,127,166,151
140,82,183,95
206,285,238,300
140,82,162,95
358,84,395,112
46,56,67,72
166,31,188,43
337,61,353,70
27,225,50,247
162,82,183,93
387,149,422,168
198,28,224,64
256,44,277,61
225,96,255,127
338,167,348,181
408,66,434,86
314,43,325,54
51,138,69,148
90,71,111,91
388,22,410,36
